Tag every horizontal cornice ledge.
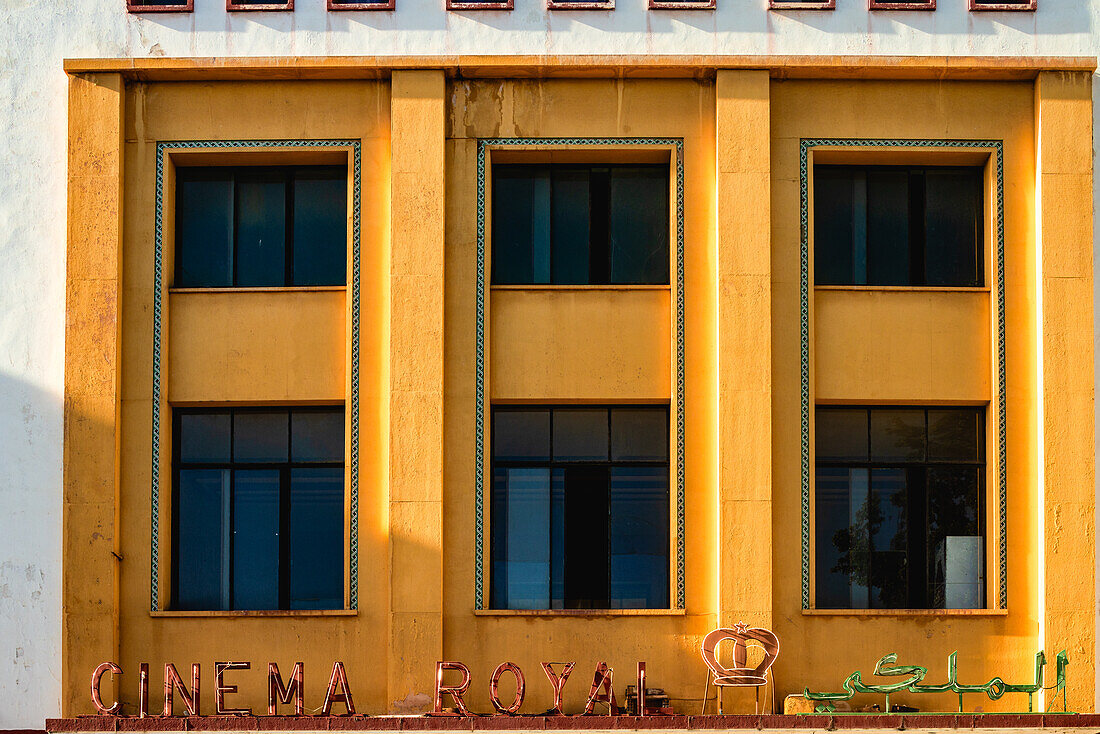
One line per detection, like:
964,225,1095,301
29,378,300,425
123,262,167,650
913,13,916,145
63,54,1097,81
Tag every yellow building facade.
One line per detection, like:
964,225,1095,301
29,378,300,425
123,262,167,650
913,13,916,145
64,57,1096,719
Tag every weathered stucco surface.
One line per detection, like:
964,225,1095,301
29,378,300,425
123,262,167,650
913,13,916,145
2,0,1099,728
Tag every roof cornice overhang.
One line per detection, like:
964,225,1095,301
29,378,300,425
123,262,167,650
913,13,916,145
64,54,1097,82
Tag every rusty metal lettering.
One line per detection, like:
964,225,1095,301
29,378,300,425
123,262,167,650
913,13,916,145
321,661,356,716
162,663,200,717
433,661,472,716
636,662,646,717
90,662,122,715
584,662,617,715
488,662,525,715
701,623,779,686
138,663,149,718
215,662,251,715
540,662,575,715
268,662,304,715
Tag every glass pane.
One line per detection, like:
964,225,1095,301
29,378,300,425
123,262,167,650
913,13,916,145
291,410,344,463
491,166,551,284
234,411,289,463
178,412,231,463
869,409,925,461
553,409,608,461
928,409,982,462
609,167,669,285
289,468,344,610
491,468,550,609
924,169,982,287
928,466,982,608
236,173,287,287
176,173,233,287
816,409,868,461
563,466,609,609
550,469,565,609
866,170,910,285
611,409,668,461
815,468,869,609
869,469,908,608
610,467,668,609
493,410,550,461
232,469,281,610
175,469,229,610
292,169,347,286
551,168,591,284
814,168,862,286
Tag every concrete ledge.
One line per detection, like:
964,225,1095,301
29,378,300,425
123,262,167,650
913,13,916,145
43,715,1100,732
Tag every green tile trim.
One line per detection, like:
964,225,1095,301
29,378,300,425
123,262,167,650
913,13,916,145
474,137,687,610
152,139,362,611
799,138,1007,610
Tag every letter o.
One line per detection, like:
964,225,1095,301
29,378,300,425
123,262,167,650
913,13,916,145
489,662,525,715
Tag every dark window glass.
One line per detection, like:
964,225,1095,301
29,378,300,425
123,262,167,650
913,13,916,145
172,407,345,611
289,468,345,610
494,410,550,461
176,173,233,287
490,406,670,610
492,164,670,285
815,407,985,610
175,166,347,288
814,165,983,287
175,469,228,610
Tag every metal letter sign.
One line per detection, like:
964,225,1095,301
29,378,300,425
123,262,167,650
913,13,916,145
804,650,1070,713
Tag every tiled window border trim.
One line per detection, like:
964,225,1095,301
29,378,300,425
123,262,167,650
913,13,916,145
151,139,362,612
798,138,1007,611
473,137,687,611
127,0,193,11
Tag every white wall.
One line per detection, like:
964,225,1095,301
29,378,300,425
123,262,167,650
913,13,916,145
0,0,1097,728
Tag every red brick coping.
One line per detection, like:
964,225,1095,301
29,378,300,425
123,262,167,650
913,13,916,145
43,715,1100,731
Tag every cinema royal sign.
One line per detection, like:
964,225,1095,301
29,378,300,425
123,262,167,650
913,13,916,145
87,624,779,717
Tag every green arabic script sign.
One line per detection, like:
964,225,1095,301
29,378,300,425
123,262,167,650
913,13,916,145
804,650,1068,714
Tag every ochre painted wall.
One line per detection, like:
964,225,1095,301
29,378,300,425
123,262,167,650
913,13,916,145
62,70,1094,717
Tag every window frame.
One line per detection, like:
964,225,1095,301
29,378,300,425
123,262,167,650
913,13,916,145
969,0,1035,9
649,0,715,10
489,405,673,611
769,0,834,8
446,0,511,9
868,0,934,8
813,406,989,611
170,406,347,612
127,0,193,11
546,0,614,10
328,0,396,10
173,164,350,289
226,0,294,10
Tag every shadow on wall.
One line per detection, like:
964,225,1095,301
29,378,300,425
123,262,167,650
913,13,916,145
0,370,63,727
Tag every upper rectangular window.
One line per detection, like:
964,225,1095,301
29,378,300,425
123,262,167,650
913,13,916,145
970,0,1034,8
491,406,670,610
491,164,670,285
172,407,345,611
226,0,294,10
814,165,983,287
815,407,985,610
175,166,347,288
